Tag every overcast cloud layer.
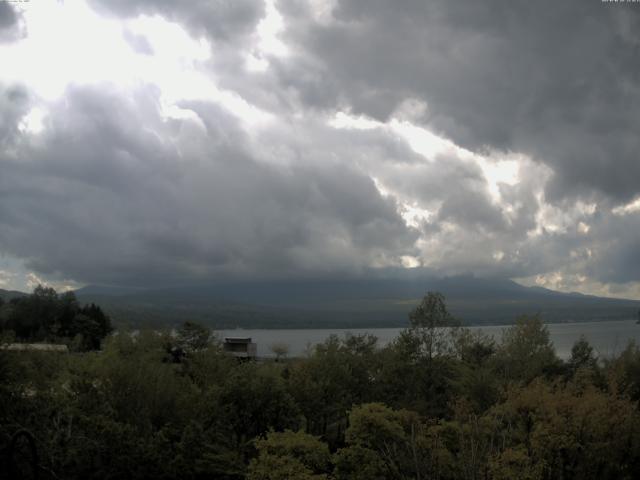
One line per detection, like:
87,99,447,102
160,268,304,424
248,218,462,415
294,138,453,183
0,0,639,298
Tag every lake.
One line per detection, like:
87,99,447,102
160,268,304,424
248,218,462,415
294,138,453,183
216,319,640,359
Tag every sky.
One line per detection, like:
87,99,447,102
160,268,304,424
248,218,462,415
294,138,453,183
0,0,639,298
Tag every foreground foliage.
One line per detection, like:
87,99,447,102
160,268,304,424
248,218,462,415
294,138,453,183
2,293,640,479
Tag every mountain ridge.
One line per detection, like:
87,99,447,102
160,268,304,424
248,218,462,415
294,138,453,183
71,275,640,328
0,288,28,301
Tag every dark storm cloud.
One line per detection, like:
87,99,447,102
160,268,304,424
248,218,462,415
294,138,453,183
88,0,265,43
584,212,640,284
437,189,506,233
276,0,640,204
594,239,640,285
2,0,640,294
0,84,417,286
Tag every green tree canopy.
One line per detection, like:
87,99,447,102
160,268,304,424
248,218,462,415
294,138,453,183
248,430,331,480
408,292,459,360
497,315,558,383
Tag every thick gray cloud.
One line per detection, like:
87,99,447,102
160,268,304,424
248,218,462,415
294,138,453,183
1,0,639,296
437,189,506,233
0,83,417,286
585,212,640,284
276,0,640,204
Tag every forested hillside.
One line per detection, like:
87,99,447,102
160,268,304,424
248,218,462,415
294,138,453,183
75,275,640,328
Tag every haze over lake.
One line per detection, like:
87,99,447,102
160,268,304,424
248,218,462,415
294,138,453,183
217,319,640,360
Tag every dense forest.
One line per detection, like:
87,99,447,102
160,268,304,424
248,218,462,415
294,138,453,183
2,291,640,479
0,285,112,351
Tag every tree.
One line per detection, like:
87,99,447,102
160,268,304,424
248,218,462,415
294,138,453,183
488,447,542,480
248,430,331,480
287,334,378,442
220,363,299,446
248,454,326,480
77,302,111,338
336,404,401,478
408,292,459,360
166,321,212,363
87,333,198,430
487,380,640,479
69,314,103,351
337,403,452,480
496,315,558,383
453,328,496,366
4,286,111,350
270,342,290,361
7,285,59,339
453,328,499,413
176,321,210,352
604,340,640,400
377,292,461,417
569,335,597,371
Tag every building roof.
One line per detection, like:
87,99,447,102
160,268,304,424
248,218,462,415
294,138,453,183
0,343,69,352
224,337,253,344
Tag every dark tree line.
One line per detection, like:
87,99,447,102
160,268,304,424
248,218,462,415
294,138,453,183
2,292,640,479
0,285,112,351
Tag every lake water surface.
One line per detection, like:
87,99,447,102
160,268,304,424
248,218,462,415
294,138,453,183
216,319,640,359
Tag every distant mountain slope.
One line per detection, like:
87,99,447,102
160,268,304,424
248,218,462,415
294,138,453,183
0,288,27,302
75,275,640,329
